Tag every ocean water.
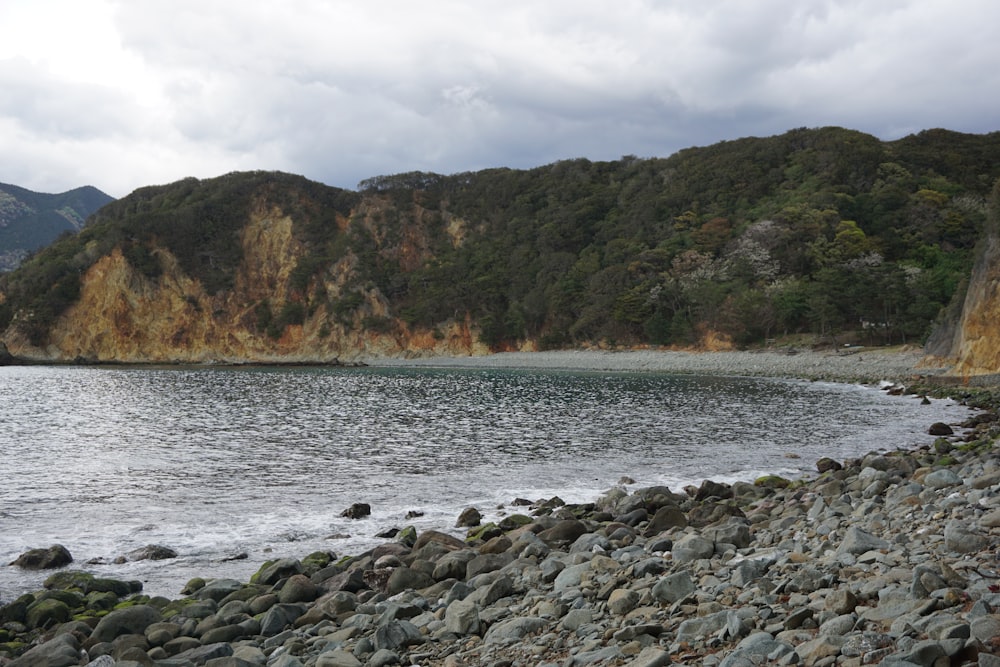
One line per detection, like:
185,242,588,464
0,364,974,599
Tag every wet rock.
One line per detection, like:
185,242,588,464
928,422,954,436
456,506,482,527
341,502,371,519
125,544,178,561
9,544,73,570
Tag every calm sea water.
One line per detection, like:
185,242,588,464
0,365,973,599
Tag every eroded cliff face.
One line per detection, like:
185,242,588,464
3,207,490,363
938,233,1000,377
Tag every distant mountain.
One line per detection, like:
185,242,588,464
0,183,115,271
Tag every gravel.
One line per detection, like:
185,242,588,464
370,346,945,384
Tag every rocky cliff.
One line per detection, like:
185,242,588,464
0,188,492,363
924,179,1000,377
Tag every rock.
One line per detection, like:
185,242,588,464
341,502,371,519
671,533,714,562
837,526,889,555
444,598,480,635
695,479,733,500
315,650,363,667
9,544,73,569
718,634,797,667
368,648,402,667
91,604,163,643
483,616,547,643
7,632,80,667
278,573,318,603
372,620,423,651
126,544,178,561
608,588,640,615
253,558,304,585
25,597,71,629
623,646,672,667
537,519,588,545
652,570,695,604
825,588,858,615
455,506,482,527
923,469,963,488
386,566,434,595
928,422,954,436
943,520,989,553
644,505,688,533
816,456,843,473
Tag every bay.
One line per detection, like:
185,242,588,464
0,364,972,599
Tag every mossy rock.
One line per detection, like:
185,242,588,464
85,591,119,613
935,455,957,466
44,570,95,591
0,642,26,655
160,598,196,618
181,578,206,595
498,514,533,532
396,526,417,547
302,551,335,573
25,597,71,629
466,522,502,542
933,438,954,454
754,475,792,489
36,589,84,610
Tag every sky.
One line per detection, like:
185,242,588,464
1,0,998,199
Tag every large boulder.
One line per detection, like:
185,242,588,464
341,503,371,519
9,544,72,570
91,604,163,643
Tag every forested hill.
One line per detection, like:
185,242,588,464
0,183,114,271
1,126,999,364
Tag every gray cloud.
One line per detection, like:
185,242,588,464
1,0,997,197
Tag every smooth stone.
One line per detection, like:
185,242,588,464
91,605,163,643
671,533,714,562
923,469,963,489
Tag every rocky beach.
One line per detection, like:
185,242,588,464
2,349,999,667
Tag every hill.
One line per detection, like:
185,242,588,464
0,183,115,271
1,127,999,366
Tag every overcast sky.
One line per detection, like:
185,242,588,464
1,1,998,198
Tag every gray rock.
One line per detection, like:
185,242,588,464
607,588,640,615
672,533,714,562
385,567,434,595
465,553,513,579
718,633,796,667
622,646,672,667
652,570,695,604
259,603,308,636
91,604,162,643
279,573,319,603
367,648,401,667
315,650,363,667
837,526,889,555
943,520,989,553
705,520,751,549
173,642,235,664
444,598,480,635
8,633,80,667
483,616,547,643
373,620,423,651
923,469,963,488
562,608,593,631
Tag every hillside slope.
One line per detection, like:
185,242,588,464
0,183,114,271
1,127,999,366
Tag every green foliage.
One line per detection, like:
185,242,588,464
2,129,999,350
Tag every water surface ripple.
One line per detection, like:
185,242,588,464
0,365,972,598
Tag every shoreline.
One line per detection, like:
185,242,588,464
367,346,947,385
3,422,997,666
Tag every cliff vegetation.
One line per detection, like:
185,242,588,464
1,127,999,366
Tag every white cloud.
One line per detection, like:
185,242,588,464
0,0,997,197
